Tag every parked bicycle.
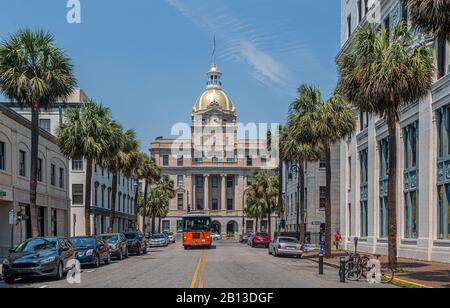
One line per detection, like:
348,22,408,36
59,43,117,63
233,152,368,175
345,253,394,284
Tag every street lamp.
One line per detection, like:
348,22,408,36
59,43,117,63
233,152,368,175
290,163,301,240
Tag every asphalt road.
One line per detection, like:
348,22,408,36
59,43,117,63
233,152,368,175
0,241,396,288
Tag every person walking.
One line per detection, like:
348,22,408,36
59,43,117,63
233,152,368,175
335,231,342,251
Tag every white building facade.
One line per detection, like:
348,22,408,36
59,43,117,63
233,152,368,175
0,105,71,257
338,0,450,262
6,89,137,236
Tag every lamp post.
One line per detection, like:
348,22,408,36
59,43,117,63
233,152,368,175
290,164,301,240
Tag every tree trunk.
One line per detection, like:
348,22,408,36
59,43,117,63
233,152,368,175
255,217,259,233
266,197,272,238
387,113,398,269
134,179,139,231
151,214,156,234
299,161,306,248
109,173,118,233
29,103,40,238
142,181,149,233
158,217,162,233
84,160,93,236
324,143,332,258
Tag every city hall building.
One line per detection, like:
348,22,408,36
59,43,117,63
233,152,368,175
339,0,450,262
150,62,276,236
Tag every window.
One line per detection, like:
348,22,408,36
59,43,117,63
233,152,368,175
261,156,267,167
177,193,184,210
401,2,408,23
59,168,64,188
39,119,51,133
177,156,184,166
360,149,368,184
212,198,219,210
19,150,26,177
357,0,362,23
72,184,84,205
384,16,390,41
196,176,204,189
437,37,447,79
212,176,219,188
72,158,83,171
101,186,105,208
437,185,450,240
51,164,56,186
212,157,219,163
348,157,352,190
0,142,5,170
347,14,352,39
319,160,326,169
403,122,418,169
177,175,184,186
227,199,233,211
163,155,169,166
227,176,234,188
379,139,389,178
107,188,111,209
348,203,352,236
94,183,99,206
196,198,204,210
94,164,97,173
405,191,418,238
380,196,388,238
360,201,368,237
37,158,43,182
319,187,327,209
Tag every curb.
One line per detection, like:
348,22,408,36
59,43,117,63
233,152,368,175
307,258,434,289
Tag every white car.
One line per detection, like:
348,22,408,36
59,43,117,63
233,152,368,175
211,233,222,241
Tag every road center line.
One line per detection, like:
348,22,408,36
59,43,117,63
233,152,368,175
198,256,207,288
189,253,203,288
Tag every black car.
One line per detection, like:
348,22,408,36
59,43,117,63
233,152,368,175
99,233,129,260
69,236,111,267
2,237,76,284
124,231,147,255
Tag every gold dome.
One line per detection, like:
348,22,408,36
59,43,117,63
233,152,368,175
193,88,235,113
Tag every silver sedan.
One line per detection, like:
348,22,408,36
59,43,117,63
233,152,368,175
268,237,303,258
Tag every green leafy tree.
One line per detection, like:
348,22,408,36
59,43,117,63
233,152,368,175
56,101,120,235
0,29,76,237
244,194,265,232
338,23,434,267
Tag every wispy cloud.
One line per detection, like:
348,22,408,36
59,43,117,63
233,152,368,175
165,0,309,89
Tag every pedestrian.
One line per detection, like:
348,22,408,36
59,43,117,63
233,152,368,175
335,231,342,251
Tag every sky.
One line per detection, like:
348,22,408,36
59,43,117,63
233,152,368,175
0,0,341,152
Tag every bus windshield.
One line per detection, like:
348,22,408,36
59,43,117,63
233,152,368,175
183,217,211,232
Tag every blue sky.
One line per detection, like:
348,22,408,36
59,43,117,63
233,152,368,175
0,0,341,152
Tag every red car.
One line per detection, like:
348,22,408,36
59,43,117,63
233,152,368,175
249,232,271,248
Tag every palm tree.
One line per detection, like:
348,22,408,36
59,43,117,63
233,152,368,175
0,29,76,237
136,154,161,233
290,86,356,258
155,176,175,233
403,0,450,41
249,170,279,236
157,204,170,233
338,23,434,268
56,101,120,235
102,129,140,233
244,194,264,232
280,124,323,248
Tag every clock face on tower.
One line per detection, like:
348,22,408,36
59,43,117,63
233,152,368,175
211,116,219,125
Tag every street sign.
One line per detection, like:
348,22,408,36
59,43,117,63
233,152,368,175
8,209,14,225
320,245,325,255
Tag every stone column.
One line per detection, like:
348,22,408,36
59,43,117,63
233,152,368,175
204,175,210,210
234,175,240,212
221,174,227,211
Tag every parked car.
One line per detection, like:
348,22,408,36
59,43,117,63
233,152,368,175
249,232,271,248
211,232,222,241
99,233,129,260
2,237,77,284
70,236,110,267
148,233,169,247
124,231,147,255
239,233,252,243
268,237,303,258
164,232,176,244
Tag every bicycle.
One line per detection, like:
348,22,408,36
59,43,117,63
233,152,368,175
345,253,395,284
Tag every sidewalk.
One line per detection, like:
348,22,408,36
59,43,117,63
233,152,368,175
303,250,450,288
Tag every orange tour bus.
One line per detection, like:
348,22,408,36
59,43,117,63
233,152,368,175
182,211,212,250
